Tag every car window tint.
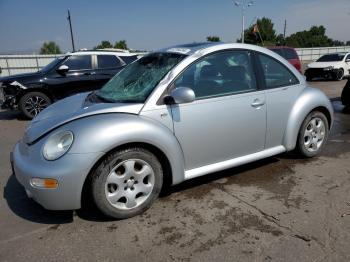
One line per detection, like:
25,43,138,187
97,55,122,68
120,55,138,64
270,48,285,58
174,51,257,99
258,53,299,89
284,49,298,60
63,55,92,70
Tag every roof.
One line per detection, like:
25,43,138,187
158,42,222,55
68,50,141,57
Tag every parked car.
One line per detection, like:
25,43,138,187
268,46,302,73
305,52,350,81
0,50,139,119
341,78,350,107
12,43,333,219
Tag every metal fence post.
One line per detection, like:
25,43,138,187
5,57,10,76
35,56,39,71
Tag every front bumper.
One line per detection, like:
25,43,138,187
305,68,339,80
12,140,103,210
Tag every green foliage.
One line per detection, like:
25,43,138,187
114,40,128,50
238,17,277,45
285,26,333,48
40,41,62,54
94,40,113,49
207,36,221,42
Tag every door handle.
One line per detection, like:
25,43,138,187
251,99,265,108
84,72,96,76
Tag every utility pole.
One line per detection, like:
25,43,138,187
67,10,76,52
234,1,254,43
283,19,287,39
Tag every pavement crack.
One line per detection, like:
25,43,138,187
216,184,328,253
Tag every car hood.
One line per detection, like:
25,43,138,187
0,71,42,84
24,92,144,144
307,61,342,68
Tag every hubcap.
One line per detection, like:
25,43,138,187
24,96,49,117
303,117,326,152
105,159,155,210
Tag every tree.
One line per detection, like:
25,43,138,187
285,26,332,48
40,41,61,54
114,40,128,50
207,36,221,42
94,40,113,49
238,17,277,45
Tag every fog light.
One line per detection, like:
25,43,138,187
30,178,58,189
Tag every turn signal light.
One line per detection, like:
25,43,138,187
30,178,58,189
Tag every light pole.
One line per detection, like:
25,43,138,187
234,1,254,43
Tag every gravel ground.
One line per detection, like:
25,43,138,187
0,80,349,262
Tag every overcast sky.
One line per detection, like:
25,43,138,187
0,0,349,53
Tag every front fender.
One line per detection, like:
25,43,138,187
60,113,186,185
283,87,333,151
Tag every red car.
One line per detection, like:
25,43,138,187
268,46,302,73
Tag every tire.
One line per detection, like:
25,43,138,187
296,111,329,158
91,147,163,219
19,91,51,119
341,80,350,107
335,68,344,81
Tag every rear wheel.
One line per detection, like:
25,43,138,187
19,91,51,119
297,111,329,157
91,148,163,219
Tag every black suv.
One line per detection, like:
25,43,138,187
0,51,139,118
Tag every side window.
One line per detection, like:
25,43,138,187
62,55,92,70
97,55,122,69
174,51,257,99
258,53,299,89
120,55,138,64
345,54,350,61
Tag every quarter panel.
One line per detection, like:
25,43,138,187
265,84,304,148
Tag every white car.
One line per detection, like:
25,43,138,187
305,52,350,81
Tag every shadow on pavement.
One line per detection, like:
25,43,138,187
0,110,27,121
4,174,74,224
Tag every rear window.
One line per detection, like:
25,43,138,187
284,49,298,60
270,48,284,57
97,55,122,69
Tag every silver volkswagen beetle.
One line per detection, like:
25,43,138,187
12,43,333,219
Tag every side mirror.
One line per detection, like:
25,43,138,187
56,65,69,75
346,59,350,63
165,87,195,104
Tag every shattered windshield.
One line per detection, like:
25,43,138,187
96,52,186,103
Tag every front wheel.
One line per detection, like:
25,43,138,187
297,111,329,158
19,91,51,119
91,148,163,219
335,68,344,81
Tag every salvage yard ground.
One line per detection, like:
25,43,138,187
0,80,350,262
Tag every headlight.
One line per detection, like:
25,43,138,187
43,131,74,161
323,66,334,71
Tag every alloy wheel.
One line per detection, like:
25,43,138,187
24,95,49,117
303,117,326,152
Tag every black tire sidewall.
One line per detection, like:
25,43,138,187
297,111,329,158
336,68,344,81
91,148,163,219
19,91,51,119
